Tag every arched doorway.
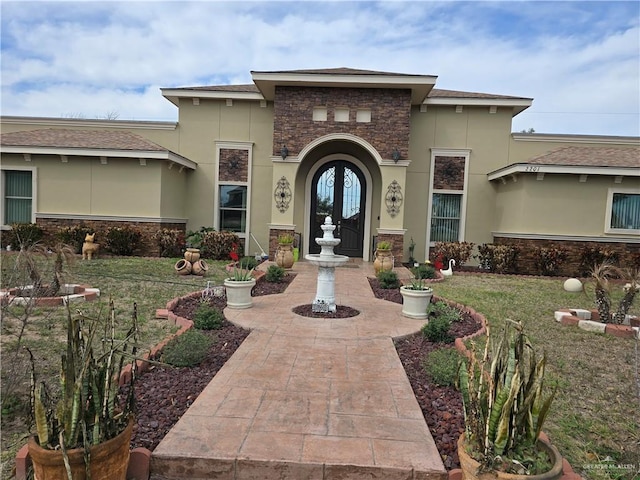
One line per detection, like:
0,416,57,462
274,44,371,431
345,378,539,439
309,160,366,257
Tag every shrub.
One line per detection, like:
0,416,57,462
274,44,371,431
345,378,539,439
534,246,568,276
162,329,212,367
266,265,286,283
377,270,400,289
200,231,241,259
432,241,475,266
239,256,259,270
153,228,186,257
421,316,453,343
476,244,519,273
376,240,391,250
411,264,436,279
193,303,225,330
422,348,460,386
55,224,93,253
427,300,462,323
104,225,143,256
7,223,44,250
185,226,216,250
579,245,620,276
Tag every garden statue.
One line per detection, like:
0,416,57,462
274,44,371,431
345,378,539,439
82,233,100,260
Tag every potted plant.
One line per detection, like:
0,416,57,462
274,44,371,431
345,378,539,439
27,300,139,480
224,261,256,309
400,278,433,319
275,233,295,269
374,240,394,274
457,320,563,480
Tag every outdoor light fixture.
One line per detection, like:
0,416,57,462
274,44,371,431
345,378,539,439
392,148,401,163
280,145,289,160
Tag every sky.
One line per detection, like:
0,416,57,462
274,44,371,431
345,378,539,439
1,1,639,137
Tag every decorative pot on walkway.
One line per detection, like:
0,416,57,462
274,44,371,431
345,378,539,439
373,248,393,275
400,285,433,319
28,419,133,480
224,278,256,309
276,243,295,269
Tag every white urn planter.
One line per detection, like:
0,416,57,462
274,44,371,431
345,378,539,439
400,286,433,319
224,278,256,309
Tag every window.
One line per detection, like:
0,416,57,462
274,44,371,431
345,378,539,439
356,109,371,123
606,188,640,234
430,193,461,242
334,108,349,122
219,185,247,232
3,169,34,225
313,107,327,122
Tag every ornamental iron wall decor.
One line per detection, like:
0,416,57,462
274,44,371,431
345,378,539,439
385,180,403,217
274,176,292,213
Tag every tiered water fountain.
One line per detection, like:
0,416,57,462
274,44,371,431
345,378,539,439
305,216,349,313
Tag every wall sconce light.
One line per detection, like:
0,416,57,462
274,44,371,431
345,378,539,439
280,145,289,160
392,148,401,163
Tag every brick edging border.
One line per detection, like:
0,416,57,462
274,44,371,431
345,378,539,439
555,308,640,339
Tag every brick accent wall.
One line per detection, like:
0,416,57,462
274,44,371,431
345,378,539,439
375,233,405,263
35,218,186,257
433,156,465,190
494,236,640,277
219,149,249,182
273,86,411,160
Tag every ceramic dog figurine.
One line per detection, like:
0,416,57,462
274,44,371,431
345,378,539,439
82,233,100,260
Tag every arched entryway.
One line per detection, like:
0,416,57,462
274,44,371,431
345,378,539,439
309,159,366,257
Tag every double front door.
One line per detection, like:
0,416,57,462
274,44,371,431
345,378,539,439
309,160,365,257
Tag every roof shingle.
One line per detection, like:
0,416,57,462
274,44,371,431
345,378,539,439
527,146,640,168
0,129,166,151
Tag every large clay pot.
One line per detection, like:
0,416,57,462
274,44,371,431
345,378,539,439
192,259,209,276
175,259,192,275
275,244,295,269
400,285,433,319
373,249,394,274
184,248,200,263
28,419,133,480
457,433,564,480
224,278,256,309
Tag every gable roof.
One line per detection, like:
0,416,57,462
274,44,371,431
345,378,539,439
488,145,640,180
0,129,197,169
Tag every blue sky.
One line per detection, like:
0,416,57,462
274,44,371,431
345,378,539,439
1,1,638,136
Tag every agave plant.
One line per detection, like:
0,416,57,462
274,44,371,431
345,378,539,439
458,320,556,467
28,299,138,451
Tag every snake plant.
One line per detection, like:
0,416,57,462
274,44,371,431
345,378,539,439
29,299,138,452
458,320,556,466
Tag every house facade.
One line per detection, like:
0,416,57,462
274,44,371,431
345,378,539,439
1,68,638,272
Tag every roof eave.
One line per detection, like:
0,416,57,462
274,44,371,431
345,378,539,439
161,89,265,106
487,164,639,181
426,98,532,116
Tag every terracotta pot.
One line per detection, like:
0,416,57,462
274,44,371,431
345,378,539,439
28,419,133,480
373,249,393,274
224,278,256,309
192,259,209,276
276,244,295,269
184,248,200,263
400,285,433,319
175,259,192,275
457,433,564,480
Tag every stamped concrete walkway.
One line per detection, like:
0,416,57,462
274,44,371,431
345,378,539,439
151,261,447,480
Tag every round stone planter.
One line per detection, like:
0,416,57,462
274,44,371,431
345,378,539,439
224,278,256,309
400,285,433,319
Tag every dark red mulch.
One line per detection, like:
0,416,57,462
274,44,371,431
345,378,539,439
127,271,483,472
292,304,360,318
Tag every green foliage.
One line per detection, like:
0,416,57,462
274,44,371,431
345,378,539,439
421,316,453,343
277,233,294,245
162,329,212,367
200,231,241,260
104,225,143,256
428,300,463,323
265,265,286,283
432,241,475,266
239,256,259,270
376,240,391,250
423,348,460,387
193,302,224,330
377,270,400,289
153,228,186,257
411,263,436,279
579,245,620,276
7,223,44,250
534,247,569,276
55,224,93,253
476,244,519,273
185,226,216,250
458,321,556,468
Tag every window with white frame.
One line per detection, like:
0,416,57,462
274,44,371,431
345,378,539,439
2,168,35,226
430,193,462,242
605,188,640,234
219,184,247,232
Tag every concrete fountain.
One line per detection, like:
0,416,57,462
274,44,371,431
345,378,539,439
305,216,349,313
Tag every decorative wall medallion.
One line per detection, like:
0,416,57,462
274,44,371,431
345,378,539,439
385,180,403,217
228,155,240,171
274,176,292,213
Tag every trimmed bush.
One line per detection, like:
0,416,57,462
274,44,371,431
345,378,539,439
104,225,143,256
7,223,44,250
411,264,436,279
193,303,225,330
422,348,460,386
153,228,186,257
534,246,568,276
162,329,212,367
476,244,519,273
421,316,453,343
579,245,620,276
55,224,93,253
266,265,286,283
377,270,400,289
432,241,475,266
427,301,462,323
200,231,240,259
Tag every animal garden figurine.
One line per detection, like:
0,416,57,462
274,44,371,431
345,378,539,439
82,233,100,260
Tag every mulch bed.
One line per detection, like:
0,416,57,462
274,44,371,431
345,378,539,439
128,271,482,471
